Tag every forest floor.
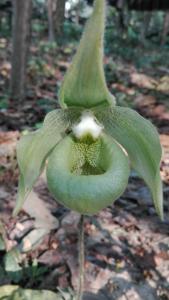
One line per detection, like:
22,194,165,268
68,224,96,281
0,36,169,299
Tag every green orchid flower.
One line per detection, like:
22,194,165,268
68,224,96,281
14,0,163,219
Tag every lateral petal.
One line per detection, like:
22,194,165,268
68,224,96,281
96,106,163,219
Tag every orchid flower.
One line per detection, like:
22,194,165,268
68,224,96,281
14,0,163,220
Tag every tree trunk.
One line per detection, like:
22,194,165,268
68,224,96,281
140,12,152,44
47,0,55,42
161,11,169,46
117,0,130,34
75,0,81,25
10,0,32,103
47,0,66,41
54,0,66,38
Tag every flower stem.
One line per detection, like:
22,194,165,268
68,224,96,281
77,214,85,300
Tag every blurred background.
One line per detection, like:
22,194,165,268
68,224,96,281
0,1,169,299
0,0,169,126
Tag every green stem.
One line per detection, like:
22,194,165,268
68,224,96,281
77,214,84,300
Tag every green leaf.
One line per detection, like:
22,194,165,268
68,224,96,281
4,248,23,283
96,106,163,219
0,235,5,251
0,222,6,251
14,109,71,216
59,0,115,109
47,134,129,214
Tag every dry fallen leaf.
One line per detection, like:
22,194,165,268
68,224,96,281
20,228,49,252
130,73,158,89
0,131,19,168
134,94,156,107
23,190,59,230
157,76,169,93
112,83,135,95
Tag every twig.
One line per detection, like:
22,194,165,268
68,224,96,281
77,214,85,300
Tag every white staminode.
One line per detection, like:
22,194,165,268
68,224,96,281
72,112,103,140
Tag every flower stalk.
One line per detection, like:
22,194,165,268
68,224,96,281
77,215,85,300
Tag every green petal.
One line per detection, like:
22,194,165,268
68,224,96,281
47,134,130,215
14,109,71,216
96,106,163,219
59,0,115,109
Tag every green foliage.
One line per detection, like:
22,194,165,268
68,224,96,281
32,22,46,34
0,235,5,251
23,259,48,281
37,98,55,114
4,249,23,283
0,95,9,109
63,22,82,41
0,18,11,38
28,57,45,75
39,41,58,53
2,247,49,284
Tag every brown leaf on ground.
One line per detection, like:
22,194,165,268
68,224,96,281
65,253,79,290
23,191,59,230
0,131,19,168
38,250,63,266
84,263,113,294
112,83,135,95
157,76,169,93
160,134,169,183
130,72,158,89
138,102,169,123
57,60,70,70
0,61,11,78
154,251,169,267
153,105,169,119
160,134,169,149
61,211,80,233
134,94,156,107
20,228,50,252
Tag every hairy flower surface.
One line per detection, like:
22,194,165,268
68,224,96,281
15,0,163,219
72,112,103,140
